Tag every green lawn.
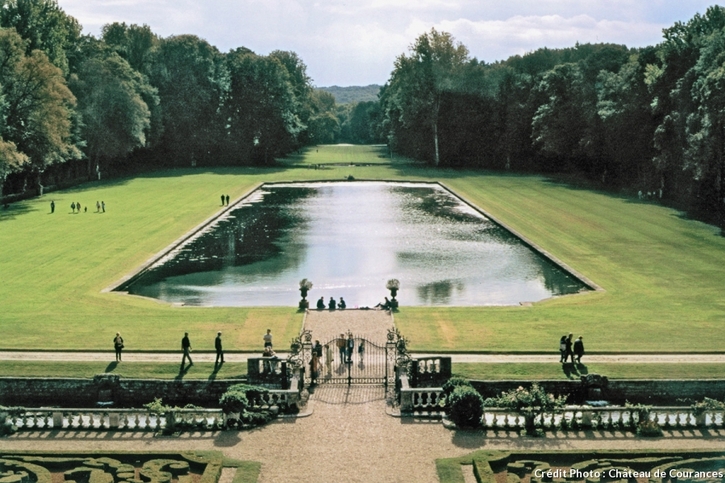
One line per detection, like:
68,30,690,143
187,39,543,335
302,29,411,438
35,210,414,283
2,144,725,353
0,361,248,379
452,363,725,380
0,360,719,380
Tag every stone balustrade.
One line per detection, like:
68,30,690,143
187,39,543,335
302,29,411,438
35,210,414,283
3,384,302,432
4,408,224,431
398,377,724,430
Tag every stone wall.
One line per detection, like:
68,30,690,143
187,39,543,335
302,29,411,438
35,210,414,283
0,374,247,408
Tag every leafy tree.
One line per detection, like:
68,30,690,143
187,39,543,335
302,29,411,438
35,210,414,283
0,0,81,76
70,50,156,177
0,28,80,192
147,34,227,166
101,22,158,73
384,29,470,165
224,49,302,164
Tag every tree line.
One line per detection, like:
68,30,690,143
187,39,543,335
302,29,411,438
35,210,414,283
378,7,725,230
0,0,340,199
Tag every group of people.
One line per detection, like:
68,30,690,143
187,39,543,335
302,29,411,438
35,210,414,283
56,200,105,214
316,296,346,310
113,329,255,372
559,333,585,364
220,194,230,205
307,333,363,384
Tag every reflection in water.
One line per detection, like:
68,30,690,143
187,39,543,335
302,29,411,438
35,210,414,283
119,182,590,306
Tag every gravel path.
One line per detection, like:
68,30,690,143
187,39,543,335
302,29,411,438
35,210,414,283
3,351,725,364
302,308,394,344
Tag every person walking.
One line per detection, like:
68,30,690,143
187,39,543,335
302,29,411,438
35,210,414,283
71,202,76,213
573,336,585,364
181,332,193,369
346,333,355,363
113,332,124,362
50,200,55,213
564,333,574,363
96,201,100,212
263,329,273,349
225,194,230,205
559,335,567,363
101,201,105,213
336,333,346,364
221,194,225,205
215,331,224,365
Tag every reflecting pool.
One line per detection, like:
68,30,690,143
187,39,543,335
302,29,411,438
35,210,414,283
118,182,590,306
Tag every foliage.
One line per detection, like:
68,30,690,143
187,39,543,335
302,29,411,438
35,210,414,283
636,419,663,437
298,278,313,290
0,28,80,188
0,406,23,437
691,397,725,416
70,49,156,167
219,384,274,429
447,385,484,428
484,383,566,435
441,376,473,403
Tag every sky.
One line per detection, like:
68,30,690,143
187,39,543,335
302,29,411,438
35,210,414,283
57,0,718,87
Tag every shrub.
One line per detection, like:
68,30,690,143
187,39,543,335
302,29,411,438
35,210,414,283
219,384,274,429
447,385,484,428
636,419,663,437
219,390,249,414
442,377,473,405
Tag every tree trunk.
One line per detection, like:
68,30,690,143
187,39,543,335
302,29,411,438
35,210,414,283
433,120,440,167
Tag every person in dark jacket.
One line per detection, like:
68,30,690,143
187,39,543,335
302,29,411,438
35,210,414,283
215,331,224,365
573,336,585,364
564,333,574,363
113,332,124,362
181,332,193,370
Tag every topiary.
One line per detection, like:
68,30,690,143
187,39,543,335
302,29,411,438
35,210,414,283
447,385,484,428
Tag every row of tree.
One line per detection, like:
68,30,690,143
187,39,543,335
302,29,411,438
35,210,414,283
0,0,339,198
378,7,725,229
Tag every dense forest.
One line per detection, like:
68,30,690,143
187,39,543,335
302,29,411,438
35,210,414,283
2,1,725,231
0,0,340,199
379,7,725,229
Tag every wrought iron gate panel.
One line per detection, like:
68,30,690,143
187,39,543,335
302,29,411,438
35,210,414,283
316,336,391,385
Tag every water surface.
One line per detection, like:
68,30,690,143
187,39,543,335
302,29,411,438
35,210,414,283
119,182,589,306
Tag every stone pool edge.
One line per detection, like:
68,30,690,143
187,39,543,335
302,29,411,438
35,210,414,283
102,182,265,296
104,178,602,304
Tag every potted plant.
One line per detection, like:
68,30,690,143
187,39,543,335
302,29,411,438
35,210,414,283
386,279,400,299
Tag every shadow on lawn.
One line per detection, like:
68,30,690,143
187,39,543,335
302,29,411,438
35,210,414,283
0,201,34,222
562,362,588,379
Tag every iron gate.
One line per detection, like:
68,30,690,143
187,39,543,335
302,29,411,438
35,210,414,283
311,336,396,386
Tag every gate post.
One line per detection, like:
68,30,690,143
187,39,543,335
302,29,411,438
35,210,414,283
386,340,396,389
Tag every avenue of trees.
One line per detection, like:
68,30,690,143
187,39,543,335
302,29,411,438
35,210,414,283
0,0,339,198
378,7,725,229
3,1,725,231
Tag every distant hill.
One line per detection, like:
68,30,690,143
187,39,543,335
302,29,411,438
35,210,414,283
317,84,381,104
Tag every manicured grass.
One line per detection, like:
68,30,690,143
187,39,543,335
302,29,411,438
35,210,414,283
3,144,725,355
0,361,248,379
1,360,719,380
452,363,725,380
282,144,397,166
